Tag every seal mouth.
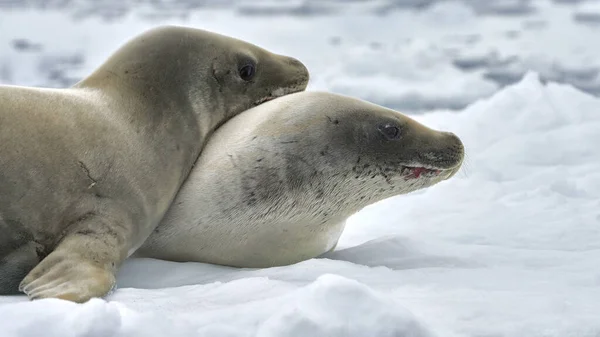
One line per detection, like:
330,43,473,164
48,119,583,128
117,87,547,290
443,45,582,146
253,85,304,106
254,96,276,106
401,165,446,179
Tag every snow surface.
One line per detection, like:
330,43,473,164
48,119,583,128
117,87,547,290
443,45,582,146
1,1,600,336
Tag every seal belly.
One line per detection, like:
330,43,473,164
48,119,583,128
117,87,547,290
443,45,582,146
224,219,347,267
161,218,348,268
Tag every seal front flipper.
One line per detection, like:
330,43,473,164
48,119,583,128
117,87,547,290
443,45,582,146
18,214,129,303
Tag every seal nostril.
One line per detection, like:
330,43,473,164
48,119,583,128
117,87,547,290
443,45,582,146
443,132,464,155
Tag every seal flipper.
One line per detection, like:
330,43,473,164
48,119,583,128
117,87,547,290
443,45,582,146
0,242,40,295
18,213,129,303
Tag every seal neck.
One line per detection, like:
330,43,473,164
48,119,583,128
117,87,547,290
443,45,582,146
73,50,207,192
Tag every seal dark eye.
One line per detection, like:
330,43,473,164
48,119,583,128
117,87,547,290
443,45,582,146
239,64,255,81
378,124,400,140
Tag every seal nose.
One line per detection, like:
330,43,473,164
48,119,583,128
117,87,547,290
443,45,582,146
287,56,305,69
416,130,464,170
445,132,464,155
442,132,465,180
439,131,465,172
287,56,310,86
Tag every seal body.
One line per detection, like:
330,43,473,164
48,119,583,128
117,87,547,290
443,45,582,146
0,25,309,301
136,91,464,267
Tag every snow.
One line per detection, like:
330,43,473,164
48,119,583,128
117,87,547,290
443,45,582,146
2,0,600,111
2,1,600,336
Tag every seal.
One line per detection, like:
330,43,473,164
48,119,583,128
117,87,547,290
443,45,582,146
134,91,464,267
0,25,309,302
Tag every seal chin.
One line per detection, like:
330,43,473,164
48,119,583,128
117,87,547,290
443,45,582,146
253,85,304,106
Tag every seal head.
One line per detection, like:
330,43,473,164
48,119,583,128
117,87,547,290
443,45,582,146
77,25,310,137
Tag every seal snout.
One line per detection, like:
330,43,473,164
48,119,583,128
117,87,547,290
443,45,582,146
439,131,465,166
438,131,465,180
403,131,464,180
282,55,310,91
252,55,309,107
287,56,309,74
427,131,464,169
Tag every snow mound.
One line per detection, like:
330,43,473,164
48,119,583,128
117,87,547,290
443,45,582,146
257,274,435,337
0,275,435,337
0,298,124,337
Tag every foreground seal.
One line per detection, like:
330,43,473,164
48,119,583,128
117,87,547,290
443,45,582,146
135,91,464,267
0,25,309,302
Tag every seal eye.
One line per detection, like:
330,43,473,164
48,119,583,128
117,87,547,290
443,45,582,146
239,64,255,81
378,124,400,140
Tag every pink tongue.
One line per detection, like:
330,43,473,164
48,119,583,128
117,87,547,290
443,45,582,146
410,167,441,178
413,167,426,178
